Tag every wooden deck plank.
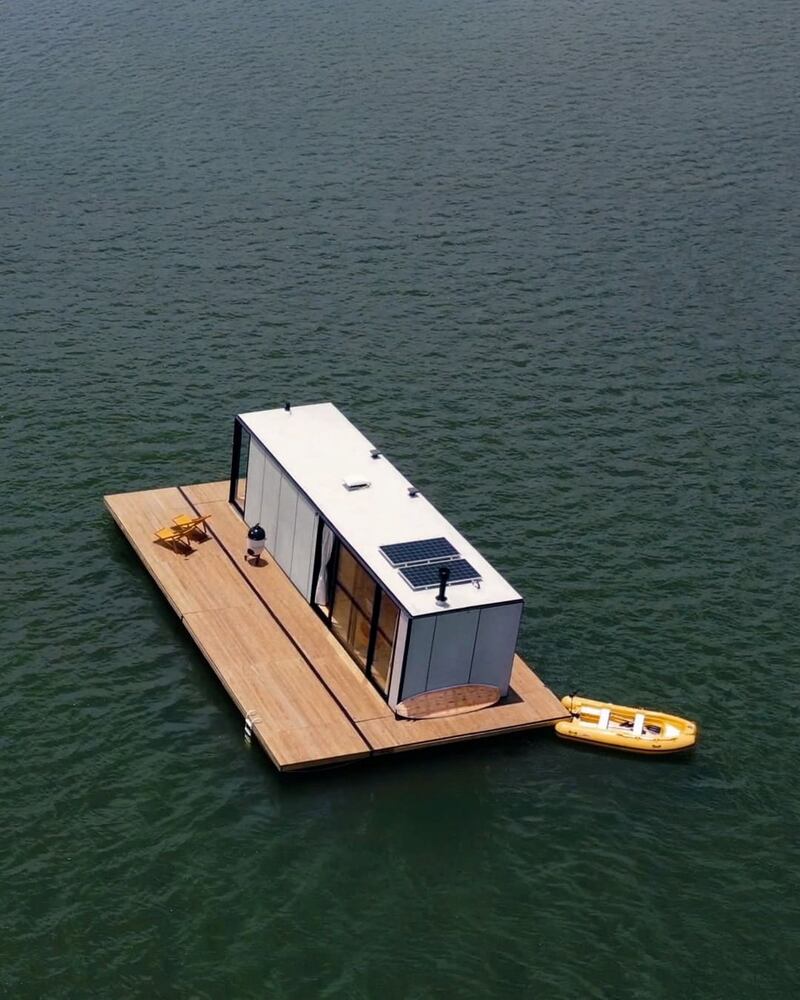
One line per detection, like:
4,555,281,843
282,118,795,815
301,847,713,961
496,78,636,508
105,487,257,617
183,606,352,731
508,653,569,717
183,609,367,769
105,488,370,770
182,480,230,505
181,483,394,725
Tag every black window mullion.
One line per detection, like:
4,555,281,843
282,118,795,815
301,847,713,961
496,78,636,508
310,517,324,608
229,418,242,506
326,540,341,624
334,579,374,623
365,586,382,673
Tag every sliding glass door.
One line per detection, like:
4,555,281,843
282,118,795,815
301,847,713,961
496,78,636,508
371,591,400,694
331,545,374,669
318,534,399,696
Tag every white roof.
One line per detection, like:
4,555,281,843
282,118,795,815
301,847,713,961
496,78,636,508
239,403,523,617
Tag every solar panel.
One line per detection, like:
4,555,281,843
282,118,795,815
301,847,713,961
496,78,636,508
399,559,482,591
379,537,459,568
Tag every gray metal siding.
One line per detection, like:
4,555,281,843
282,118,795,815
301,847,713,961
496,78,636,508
273,476,298,574
469,603,523,695
400,617,436,701
258,452,283,552
399,602,522,702
426,609,480,691
290,494,317,600
243,440,266,527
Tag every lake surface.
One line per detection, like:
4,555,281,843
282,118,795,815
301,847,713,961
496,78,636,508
2,0,799,996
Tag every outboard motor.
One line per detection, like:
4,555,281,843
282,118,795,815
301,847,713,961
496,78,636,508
245,523,266,565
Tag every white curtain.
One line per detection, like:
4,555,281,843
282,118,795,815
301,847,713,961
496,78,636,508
314,525,335,605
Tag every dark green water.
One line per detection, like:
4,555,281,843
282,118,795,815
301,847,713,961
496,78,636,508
3,0,799,996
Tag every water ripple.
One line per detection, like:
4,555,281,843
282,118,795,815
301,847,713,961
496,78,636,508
2,0,800,996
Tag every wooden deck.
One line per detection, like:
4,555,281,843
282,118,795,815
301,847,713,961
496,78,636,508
104,481,568,771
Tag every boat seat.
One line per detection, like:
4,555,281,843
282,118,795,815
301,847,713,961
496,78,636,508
632,713,646,736
597,708,611,730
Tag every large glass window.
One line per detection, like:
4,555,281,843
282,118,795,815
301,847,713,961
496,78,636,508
331,547,374,669
325,543,399,695
371,593,400,694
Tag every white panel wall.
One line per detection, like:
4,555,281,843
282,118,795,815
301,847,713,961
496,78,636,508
469,602,523,696
243,440,266,527
258,452,282,550
243,443,321,601
273,476,299,574
290,493,317,600
400,616,436,701
426,610,480,691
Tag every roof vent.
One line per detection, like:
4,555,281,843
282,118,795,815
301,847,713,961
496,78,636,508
343,476,371,491
435,565,450,605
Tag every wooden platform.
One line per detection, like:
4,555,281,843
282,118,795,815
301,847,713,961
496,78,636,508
104,481,569,771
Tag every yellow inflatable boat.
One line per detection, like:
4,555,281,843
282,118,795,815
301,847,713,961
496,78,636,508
555,694,698,754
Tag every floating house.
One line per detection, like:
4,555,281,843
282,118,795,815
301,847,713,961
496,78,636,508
231,403,523,710
105,402,567,771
